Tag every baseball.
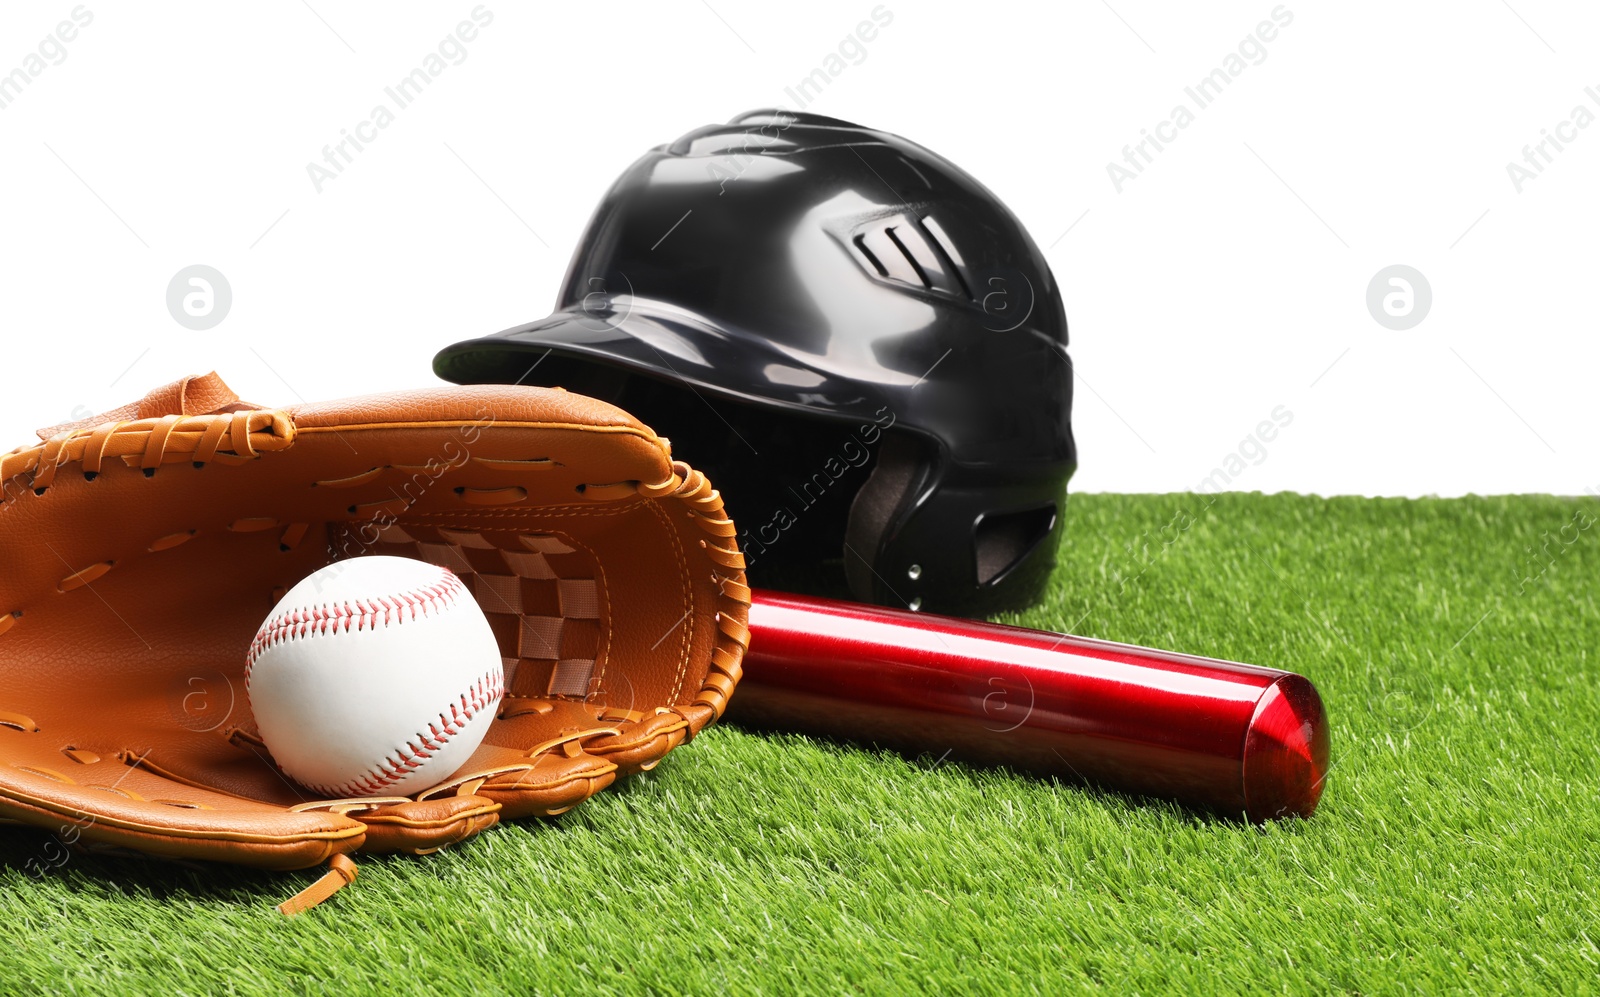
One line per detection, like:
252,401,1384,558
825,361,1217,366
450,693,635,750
246,556,505,799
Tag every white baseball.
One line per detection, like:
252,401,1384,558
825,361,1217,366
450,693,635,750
246,556,505,799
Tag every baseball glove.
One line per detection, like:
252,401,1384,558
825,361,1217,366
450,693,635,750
0,373,748,912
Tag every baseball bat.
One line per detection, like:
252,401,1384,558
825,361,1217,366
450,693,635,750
724,589,1330,821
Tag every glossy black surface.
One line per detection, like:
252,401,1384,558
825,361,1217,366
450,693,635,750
435,110,1075,616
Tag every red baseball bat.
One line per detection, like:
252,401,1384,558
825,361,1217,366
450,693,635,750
725,589,1330,821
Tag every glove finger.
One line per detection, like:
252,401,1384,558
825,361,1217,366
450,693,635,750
584,708,691,776
479,750,616,818
423,737,616,820
0,742,364,871
353,794,500,855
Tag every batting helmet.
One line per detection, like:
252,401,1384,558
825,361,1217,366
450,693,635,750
435,110,1075,616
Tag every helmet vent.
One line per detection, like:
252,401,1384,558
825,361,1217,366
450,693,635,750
974,504,1056,586
849,215,970,299
852,233,890,278
883,226,932,288
917,215,972,299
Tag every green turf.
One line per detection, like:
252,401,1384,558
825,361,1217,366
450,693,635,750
3,493,1597,994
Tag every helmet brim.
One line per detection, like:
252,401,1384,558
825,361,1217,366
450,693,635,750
434,298,894,428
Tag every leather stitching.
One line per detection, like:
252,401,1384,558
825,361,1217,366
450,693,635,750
245,571,506,800
643,498,694,704
244,573,470,679
655,463,750,729
406,465,750,730
301,666,505,799
2,410,293,498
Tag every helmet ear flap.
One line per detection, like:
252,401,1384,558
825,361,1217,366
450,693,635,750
845,435,1069,615
843,432,928,606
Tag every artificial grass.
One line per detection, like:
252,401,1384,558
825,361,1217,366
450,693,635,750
2,493,1596,994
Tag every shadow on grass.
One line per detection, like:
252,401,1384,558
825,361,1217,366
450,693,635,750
0,823,303,909
0,786,666,913
0,727,1306,913
0,819,519,912
726,724,1296,834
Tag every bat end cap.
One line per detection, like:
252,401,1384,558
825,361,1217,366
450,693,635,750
1242,674,1330,822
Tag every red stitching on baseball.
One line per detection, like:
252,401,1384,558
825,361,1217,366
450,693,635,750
300,666,506,799
244,570,468,692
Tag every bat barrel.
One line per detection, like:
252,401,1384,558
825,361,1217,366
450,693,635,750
726,589,1330,821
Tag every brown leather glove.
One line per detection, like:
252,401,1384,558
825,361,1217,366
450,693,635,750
0,374,748,912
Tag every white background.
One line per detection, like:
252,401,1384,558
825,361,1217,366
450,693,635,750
0,1,1594,497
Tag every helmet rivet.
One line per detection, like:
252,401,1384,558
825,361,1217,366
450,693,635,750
908,597,923,612
907,564,922,580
